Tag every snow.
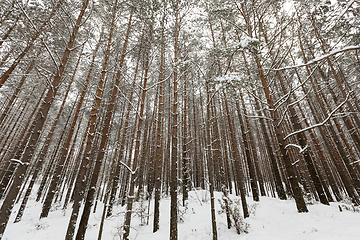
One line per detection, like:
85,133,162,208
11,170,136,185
2,190,360,240
271,45,360,71
239,38,260,49
10,159,29,166
225,37,261,55
285,144,308,154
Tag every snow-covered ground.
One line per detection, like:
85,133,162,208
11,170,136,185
2,190,360,240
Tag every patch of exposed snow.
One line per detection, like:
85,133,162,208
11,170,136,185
3,190,360,240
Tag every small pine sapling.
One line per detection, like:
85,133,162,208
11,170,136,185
218,187,249,234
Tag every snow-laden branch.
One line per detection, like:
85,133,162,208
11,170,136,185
274,86,292,111
284,92,351,140
273,61,322,111
118,161,137,175
243,114,273,121
16,1,59,70
145,73,172,91
277,87,313,127
205,88,221,106
244,87,270,107
324,0,357,34
350,160,360,165
115,84,141,118
10,159,29,165
292,160,300,166
270,46,360,71
285,144,308,154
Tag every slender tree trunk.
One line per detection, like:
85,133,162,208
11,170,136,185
122,21,149,240
254,55,308,212
170,2,179,239
107,33,142,217
182,71,190,204
234,95,259,201
0,91,42,200
204,85,218,240
223,94,249,218
0,0,63,88
0,0,89,236
153,3,166,232
40,37,96,219
0,56,36,125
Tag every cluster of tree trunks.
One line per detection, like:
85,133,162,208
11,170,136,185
0,0,360,239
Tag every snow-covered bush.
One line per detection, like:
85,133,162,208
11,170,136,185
339,196,360,213
177,201,188,223
134,191,149,226
299,184,316,205
249,202,259,216
218,188,249,234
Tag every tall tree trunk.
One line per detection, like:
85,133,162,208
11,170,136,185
223,94,249,218
107,35,142,217
204,85,218,240
170,1,179,239
182,71,190,204
254,55,308,212
234,95,259,201
40,36,97,219
153,2,166,232
0,0,63,88
0,56,37,125
0,0,89,236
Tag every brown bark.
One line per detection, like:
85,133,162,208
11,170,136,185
0,89,45,200
182,71,190,204
153,4,166,232
0,0,63,88
298,30,359,203
107,34,142,217
223,94,249,218
40,37,95,219
235,95,259,201
170,2,179,239
255,55,308,212
122,19,149,240
0,56,36,125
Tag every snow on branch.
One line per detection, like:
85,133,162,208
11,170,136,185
269,46,360,71
284,92,351,140
323,0,357,34
10,159,29,166
115,84,142,118
118,161,137,175
16,1,59,70
145,73,172,91
350,160,360,165
285,144,308,154
292,160,300,166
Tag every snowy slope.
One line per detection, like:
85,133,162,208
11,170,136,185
2,190,360,240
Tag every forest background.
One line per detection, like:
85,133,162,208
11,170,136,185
0,0,359,239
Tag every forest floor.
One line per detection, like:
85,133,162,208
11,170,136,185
2,190,360,240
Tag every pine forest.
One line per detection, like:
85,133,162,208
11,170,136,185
0,0,360,239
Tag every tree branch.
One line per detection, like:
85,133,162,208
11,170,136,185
284,92,351,140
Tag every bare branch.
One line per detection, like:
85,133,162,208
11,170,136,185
284,92,351,140
118,161,137,175
285,144,308,154
270,46,360,71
